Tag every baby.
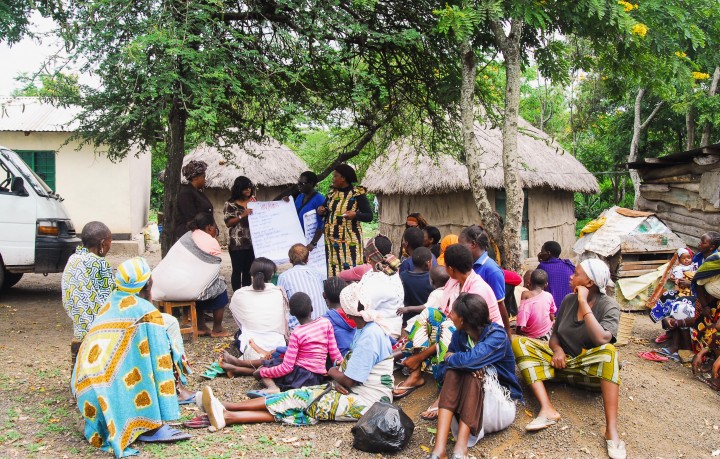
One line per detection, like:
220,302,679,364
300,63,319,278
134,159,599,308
672,248,695,296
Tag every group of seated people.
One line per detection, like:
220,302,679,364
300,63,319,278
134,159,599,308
65,213,642,459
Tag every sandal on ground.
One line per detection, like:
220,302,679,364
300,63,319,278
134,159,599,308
200,361,226,380
525,415,560,432
667,352,681,362
451,453,469,459
211,330,233,338
246,389,278,399
202,386,226,430
194,390,206,413
420,406,439,421
708,378,720,391
657,347,674,356
425,454,443,459
178,393,196,405
182,414,210,429
655,333,669,344
137,424,191,443
392,382,423,400
606,439,627,459
637,351,669,362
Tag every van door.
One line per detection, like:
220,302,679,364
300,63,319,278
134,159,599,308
0,156,36,267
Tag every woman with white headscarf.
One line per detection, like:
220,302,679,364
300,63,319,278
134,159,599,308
193,281,395,430
512,259,626,459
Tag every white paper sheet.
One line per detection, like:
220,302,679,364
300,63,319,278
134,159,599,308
303,210,327,279
247,200,305,265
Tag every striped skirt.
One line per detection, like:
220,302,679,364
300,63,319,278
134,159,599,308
512,337,620,390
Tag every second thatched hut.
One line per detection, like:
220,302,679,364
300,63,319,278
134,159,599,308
362,118,599,260
182,139,308,246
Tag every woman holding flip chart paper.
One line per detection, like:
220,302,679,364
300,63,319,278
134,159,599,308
315,164,373,277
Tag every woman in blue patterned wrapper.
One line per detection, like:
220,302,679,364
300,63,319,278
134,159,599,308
72,258,192,457
315,164,373,276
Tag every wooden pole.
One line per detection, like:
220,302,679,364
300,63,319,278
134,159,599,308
646,253,678,309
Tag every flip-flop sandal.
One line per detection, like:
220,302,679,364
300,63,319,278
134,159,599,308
420,406,438,421
667,352,681,362
200,361,226,380
606,439,627,459
246,389,280,399
182,415,210,429
203,386,226,430
137,424,191,443
637,351,669,362
178,393,196,405
392,383,423,400
657,347,675,356
655,333,669,344
525,415,560,432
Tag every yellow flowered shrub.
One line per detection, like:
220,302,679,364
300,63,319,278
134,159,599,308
632,23,648,37
693,72,710,80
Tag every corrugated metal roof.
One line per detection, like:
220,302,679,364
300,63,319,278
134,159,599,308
0,97,80,132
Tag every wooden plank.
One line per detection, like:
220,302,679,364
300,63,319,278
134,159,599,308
673,231,701,248
699,171,720,208
694,155,720,166
641,162,710,181
620,261,670,270
617,268,661,277
671,183,700,193
646,174,699,184
620,233,686,253
640,184,671,192
641,188,720,213
656,214,708,239
638,196,720,225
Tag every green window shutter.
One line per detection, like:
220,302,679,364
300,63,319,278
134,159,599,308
16,150,56,191
494,189,530,256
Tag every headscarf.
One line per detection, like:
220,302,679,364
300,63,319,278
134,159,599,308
580,259,613,295
333,164,357,184
365,237,400,275
115,257,152,294
677,247,693,258
182,160,208,181
339,273,404,337
437,234,459,266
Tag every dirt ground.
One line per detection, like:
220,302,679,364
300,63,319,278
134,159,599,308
1,251,719,459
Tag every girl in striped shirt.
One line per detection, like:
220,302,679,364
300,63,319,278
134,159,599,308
220,292,343,396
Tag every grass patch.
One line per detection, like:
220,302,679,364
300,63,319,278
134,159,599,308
0,429,21,444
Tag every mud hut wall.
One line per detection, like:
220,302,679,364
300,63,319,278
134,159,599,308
205,186,286,247
527,189,577,259
636,162,720,249
376,191,497,252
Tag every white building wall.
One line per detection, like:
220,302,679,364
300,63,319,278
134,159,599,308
0,131,150,237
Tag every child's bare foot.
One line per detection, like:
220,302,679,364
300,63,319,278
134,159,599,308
217,356,236,379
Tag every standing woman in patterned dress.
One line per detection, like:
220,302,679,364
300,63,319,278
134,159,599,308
316,165,373,277
224,176,256,290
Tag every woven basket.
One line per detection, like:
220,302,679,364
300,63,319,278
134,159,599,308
615,313,635,347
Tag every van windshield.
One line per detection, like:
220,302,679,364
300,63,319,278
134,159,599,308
0,148,53,198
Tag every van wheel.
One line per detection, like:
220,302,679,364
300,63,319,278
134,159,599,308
2,272,23,290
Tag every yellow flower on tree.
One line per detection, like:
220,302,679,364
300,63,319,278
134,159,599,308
693,72,710,80
675,51,687,58
632,23,648,37
618,0,634,12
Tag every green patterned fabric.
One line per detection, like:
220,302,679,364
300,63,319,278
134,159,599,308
264,350,393,425
404,307,455,380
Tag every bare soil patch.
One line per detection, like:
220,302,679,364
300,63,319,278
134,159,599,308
0,251,718,458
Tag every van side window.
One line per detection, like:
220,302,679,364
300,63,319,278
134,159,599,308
0,160,16,194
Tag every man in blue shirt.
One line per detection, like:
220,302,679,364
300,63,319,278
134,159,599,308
458,225,511,334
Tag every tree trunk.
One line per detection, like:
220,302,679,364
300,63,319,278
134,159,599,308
490,20,524,273
160,95,188,256
459,38,503,254
686,105,696,150
700,66,720,147
629,88,663,209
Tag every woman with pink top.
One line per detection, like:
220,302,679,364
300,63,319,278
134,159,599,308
220,292,342,396
516,269,557,339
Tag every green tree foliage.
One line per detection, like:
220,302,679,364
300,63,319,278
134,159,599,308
0,0,65,44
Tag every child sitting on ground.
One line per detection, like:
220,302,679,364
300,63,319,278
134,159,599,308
399,265,451,336
398,247,435,325
219,292,343,396
516,269,557,340
321,277,356,356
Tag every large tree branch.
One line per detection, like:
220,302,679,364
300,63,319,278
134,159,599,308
640,101,663,130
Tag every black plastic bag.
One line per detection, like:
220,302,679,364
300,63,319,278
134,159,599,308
351,401,414,453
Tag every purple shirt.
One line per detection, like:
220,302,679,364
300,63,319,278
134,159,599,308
537,257,575,311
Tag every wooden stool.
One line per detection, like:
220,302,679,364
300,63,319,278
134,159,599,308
154,300,199,343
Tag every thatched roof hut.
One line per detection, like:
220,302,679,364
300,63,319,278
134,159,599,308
362,118,599,260
182,138,308,245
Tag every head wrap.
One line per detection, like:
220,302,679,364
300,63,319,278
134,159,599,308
340,282,362,317
356,272,404,336
365,237,400,275
580,259,613,295
333,164,357,184
115,257,152,294
677,247,693,258
437,234,459,266
182,160,208,181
